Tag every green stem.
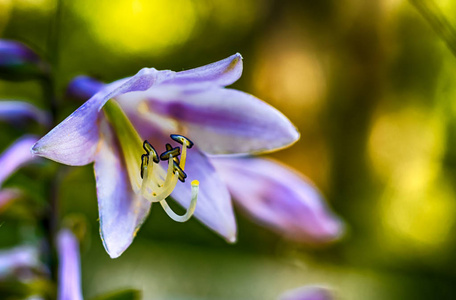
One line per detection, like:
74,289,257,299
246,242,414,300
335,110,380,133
41,0,64,286
410,0,456,58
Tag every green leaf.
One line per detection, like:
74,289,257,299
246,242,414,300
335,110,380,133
90,289,142,300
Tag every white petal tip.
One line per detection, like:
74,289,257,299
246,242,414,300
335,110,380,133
226,234,237,244
108,252,122,259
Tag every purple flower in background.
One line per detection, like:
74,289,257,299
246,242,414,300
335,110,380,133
0,135,39,188
0,101,50,127
32,54,300,258
0,40,48,80
66,76,104,102
56,229,83,300
0,245,46,281
0,136,39,211
279,286,334,300
0,100,46,212
212,157,343,243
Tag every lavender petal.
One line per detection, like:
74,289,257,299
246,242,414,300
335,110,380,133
212,157,344,243
166,53,243,87
0,101,50,126
32,67,172,166
94,119,151,258
0,135,39,187
279,286,334,300
171,146,237,242
142,87,299,155
56,229,83,300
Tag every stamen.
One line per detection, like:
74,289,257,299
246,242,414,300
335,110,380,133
140,154,149,179
143,140,159,163
160,143,180,161
172,161,187,182
170,134,194,148
138,135,198,222
154,153,179,199
160,180,199,222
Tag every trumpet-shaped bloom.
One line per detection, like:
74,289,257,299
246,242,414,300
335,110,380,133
212,157,343,243
33,54,299,258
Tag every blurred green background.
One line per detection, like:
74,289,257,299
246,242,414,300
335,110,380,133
2,0,456,299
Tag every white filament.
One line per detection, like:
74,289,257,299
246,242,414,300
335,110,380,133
139,142,198,222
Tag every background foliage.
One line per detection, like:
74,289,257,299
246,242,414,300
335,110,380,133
1,0,456,299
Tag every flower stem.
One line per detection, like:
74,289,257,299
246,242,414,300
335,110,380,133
41,0,64,284
410,0,456,58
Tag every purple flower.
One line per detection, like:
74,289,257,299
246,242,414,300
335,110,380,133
66,76,104,102
0,40,48,80
0,245,46,281
0,101,50,127
0,101,45,211
212,157,343,243
32,54,299,258
0,136,40,212
56,229,83,300
279,286,334,300
0,135,39,189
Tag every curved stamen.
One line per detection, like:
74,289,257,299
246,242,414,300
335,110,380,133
140,154,149,179
151,154,179,201
160,180,199,222
138,136,198,222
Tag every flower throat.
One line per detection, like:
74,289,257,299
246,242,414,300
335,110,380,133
103,99,198,223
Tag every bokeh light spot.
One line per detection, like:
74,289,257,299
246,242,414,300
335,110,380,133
0,0,12,35
73,0,197,55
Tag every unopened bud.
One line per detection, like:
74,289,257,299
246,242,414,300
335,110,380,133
66,75,104,101
0,39,48,80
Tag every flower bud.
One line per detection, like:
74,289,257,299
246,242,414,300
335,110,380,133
66,75,104,101
0,39,48,80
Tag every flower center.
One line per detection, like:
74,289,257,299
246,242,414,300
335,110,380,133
139,135,199,222
103,99,198,222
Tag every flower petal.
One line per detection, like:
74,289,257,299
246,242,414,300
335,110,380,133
32,67,173,166
212,157,344,243
0,135,39,187
171,147,237,242
141,87,299,155
166,53,243,87
94,119,151,258
279,286,334,300
0,101,50,126
56,229,83,300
